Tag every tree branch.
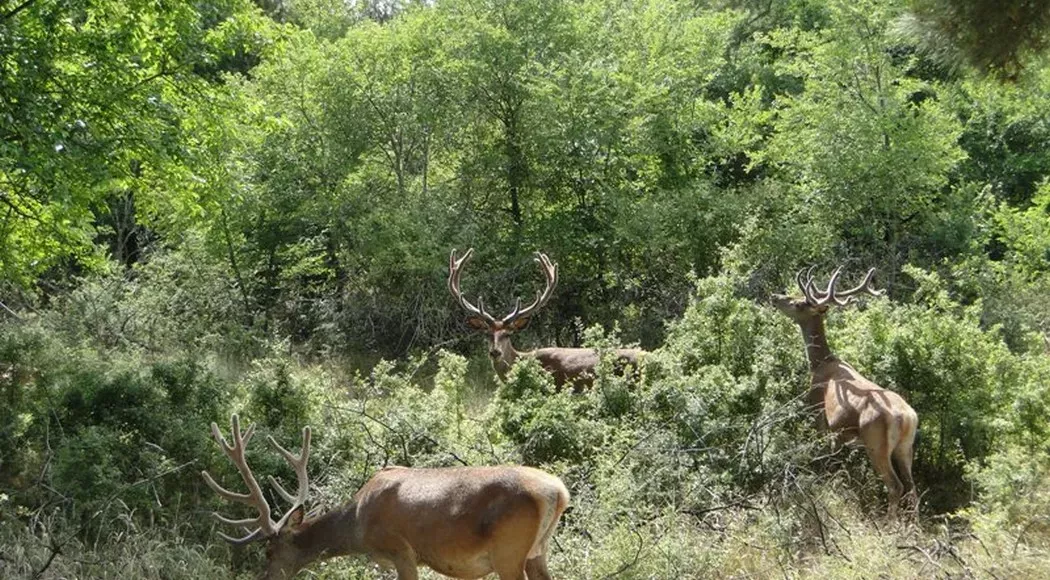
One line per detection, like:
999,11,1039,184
0,299,23,320
1,0,36,22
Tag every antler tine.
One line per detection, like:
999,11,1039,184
213,513,264,527
447,249,471,305
217,527,268,546
832,267,885,302
200,414,278,543
476,295,498,323
811,266,844,306
201,470,253,505
799,265,824,305
448,248,497,324
501,296,524,323
804,265,817,283
268,475,296,505
268,426,312,525
503,252,558,323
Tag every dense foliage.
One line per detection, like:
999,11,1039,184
2,0,1049,578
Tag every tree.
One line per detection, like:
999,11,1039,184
0,0,265,291
901,0,1050,79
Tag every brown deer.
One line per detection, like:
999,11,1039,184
202,415,570,579
448,248,645,389
770,266,919,518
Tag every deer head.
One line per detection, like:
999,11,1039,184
770,265,884,324
201,415,316,580
448,248,558,376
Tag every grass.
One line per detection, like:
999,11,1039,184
5,480,1048,579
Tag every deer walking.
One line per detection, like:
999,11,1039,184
770,266,919,518
448,248,645,389
202,415,570,579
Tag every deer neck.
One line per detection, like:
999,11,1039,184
293,504,361,564
799,316,836,373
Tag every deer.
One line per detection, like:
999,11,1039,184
770,266,919,519
201,415,571,580
448,248,645,389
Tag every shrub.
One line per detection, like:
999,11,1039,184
494,358,598,465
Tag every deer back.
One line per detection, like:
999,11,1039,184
353,466,570,576
532,347,645,388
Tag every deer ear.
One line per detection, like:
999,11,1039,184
506,316,531,331
285,505,306,529
465,316,490,330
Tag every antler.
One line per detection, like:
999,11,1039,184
201,415,312,545
448,249,559,325
796,266,884,307
449,248,497,325
501,252,558,324
266,426,311,513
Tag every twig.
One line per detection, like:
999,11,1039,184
1,0,36,22
897,544,941,574
0,299,22,320
30,460,195,578
681,497,760,518
598,527,645,580
1012,516,1049,556
30,546,61,580
418,434,469,467
807,492,831,556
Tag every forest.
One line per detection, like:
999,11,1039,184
1,0,1049,577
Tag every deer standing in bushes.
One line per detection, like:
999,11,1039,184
202,415,570,579
448,248,645,389
770,266,919,518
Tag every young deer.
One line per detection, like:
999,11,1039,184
202,415,570,579
448,248,644,389
770,266,919,518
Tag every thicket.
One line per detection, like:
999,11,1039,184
3,269,1049,577
2,0,1050,578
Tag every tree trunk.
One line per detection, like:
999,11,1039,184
503,107,525,227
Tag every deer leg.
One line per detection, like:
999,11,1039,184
387,550,419,580
493,560,528,580
525,555,553,580
491,531,533,580
393,560,420,580
892,430,918,517
491,519,538,580
861,425,904,519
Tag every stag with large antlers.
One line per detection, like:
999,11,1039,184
770,266,919,519
449,249,645,389
202,415,570,579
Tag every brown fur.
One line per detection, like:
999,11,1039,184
481,319,645,389
261,466,570,580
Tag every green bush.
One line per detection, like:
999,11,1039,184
495,358,598,465
830,266,1049,511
